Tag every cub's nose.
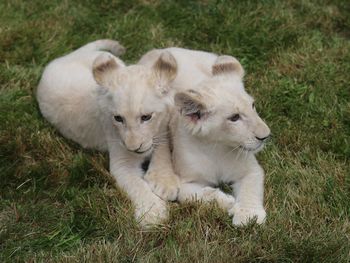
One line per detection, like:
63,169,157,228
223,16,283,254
256,135,270,141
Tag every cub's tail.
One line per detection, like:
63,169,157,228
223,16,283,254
73,39,126,57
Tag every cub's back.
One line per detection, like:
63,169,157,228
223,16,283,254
36,51,112,151
138,47,218,91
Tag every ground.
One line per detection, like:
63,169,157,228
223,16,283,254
0,0,349,262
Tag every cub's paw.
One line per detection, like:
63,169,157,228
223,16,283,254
135,196,168,228
217,193,235,212
230,205,266,226
203,187,235,212
144,170,180,201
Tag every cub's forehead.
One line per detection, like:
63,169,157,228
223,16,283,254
114,95,167,116
109,73,166,115
198,77,253,105
114,65,155,88
203,75,244,89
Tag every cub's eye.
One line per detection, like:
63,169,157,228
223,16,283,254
228,114,240,122
114,115,124,123
141,114,152,122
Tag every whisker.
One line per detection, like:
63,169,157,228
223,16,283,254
153,142,168,146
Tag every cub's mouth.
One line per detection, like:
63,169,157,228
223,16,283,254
123,143,153,155
239,142,265,152
135,146,152,154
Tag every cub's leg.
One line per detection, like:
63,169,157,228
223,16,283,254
177,183,235,212
109,151,168,228
144,133,180,201
230,167,266,226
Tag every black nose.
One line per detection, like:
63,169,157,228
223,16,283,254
256,135,270,141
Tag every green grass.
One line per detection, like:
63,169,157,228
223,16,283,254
1,0,349,262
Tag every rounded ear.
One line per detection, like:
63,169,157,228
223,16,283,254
174,90,207,122
92,53,123,87
212,55,244,79
153,51,178,95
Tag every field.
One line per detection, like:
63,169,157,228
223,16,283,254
1,0,349,262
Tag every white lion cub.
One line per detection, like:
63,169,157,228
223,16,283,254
37,40,180,227
139,48,270,225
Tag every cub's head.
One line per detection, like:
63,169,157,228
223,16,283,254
93,52,177,156
174,55,270,153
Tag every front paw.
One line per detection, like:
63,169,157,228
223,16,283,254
144,170,180,201
217,193,235,212
203,187,235,212
230,205,266,226
135,196,168,228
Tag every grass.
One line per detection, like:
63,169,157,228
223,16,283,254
0,0,349,262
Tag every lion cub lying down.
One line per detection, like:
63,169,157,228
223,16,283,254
140,48,270,225
37,40,179,227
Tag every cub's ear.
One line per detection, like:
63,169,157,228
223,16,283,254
174,90,207,122
153,51,178,96
212,55,244,79
92,53,124,88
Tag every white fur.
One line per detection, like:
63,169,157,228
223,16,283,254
37,40,125,151
140,48,271,225
37,40,179,227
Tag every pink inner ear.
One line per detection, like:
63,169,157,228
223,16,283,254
187,112,201,122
